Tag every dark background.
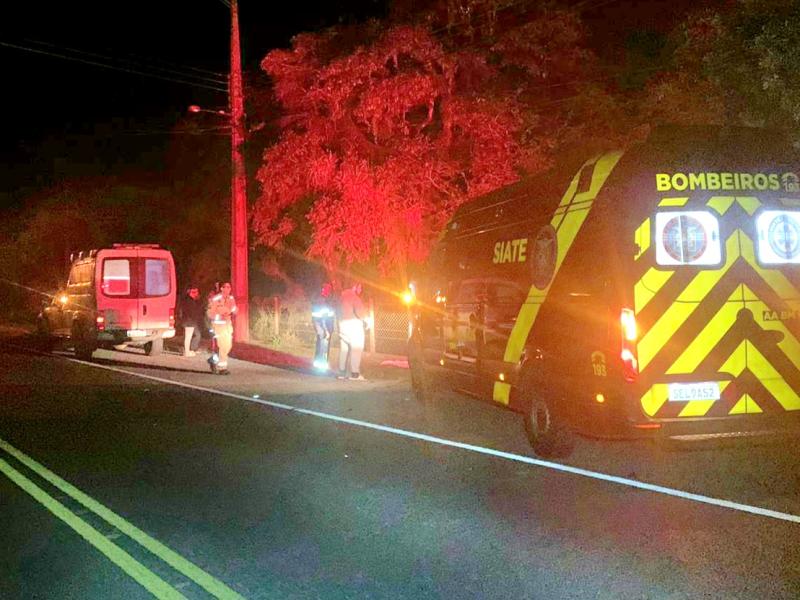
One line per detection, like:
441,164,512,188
0,0,388,206
0,0,708,211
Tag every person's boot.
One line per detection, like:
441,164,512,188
207,355,218,374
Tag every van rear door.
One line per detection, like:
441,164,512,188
97,251,137,332
136,248,175,332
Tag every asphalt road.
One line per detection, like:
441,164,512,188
1,334,799,599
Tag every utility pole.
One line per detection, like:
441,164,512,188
229,0,249,342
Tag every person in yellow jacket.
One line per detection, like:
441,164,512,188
207,281,237,375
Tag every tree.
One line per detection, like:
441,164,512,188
254,25,524,279
253,4,614,281
635,1,800,135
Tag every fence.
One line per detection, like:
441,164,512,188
250,296,409,356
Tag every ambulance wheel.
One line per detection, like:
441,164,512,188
523,395,574,458
72,323,96,361
144,338,163,356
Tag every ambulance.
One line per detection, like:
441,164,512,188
408,126,800,456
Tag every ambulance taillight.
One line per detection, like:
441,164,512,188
620,308,638,382
169,308,175,329
96,311,106,332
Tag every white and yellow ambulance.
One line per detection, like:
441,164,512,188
408,126,800,456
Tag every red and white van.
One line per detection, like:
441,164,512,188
38,244,177,359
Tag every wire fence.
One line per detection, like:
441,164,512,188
250,297,409,356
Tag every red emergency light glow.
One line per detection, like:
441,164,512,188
620,308,639,382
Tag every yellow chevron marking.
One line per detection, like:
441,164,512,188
718,341,800,411
641,384,669,417
634,218,650,261
493,382,511,405
705,196,761,215
659,197,690,207
719,341,747,376
707,196,735,214
729,394,763,414
729,394,749,415
666,286,743,375
635,268,675,313
736,196,761,215
501,151,623,367
739,234,800,300
638,234,739,371
678,400,716,417
746,343,800,410
741,285,800,373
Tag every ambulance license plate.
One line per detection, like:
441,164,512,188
668,382,721,402
127,329,147,338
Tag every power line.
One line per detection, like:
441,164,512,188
21,38,228,86
0,40,228,93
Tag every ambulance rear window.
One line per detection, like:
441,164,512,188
654,211,721,266
756,210,800,264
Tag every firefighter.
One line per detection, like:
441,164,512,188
207,281,237,375
311,282,335,371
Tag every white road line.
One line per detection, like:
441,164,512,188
16,347,800,525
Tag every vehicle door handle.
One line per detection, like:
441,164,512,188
142,304,147,316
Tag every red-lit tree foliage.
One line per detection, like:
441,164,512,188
255,25,523,278
254,6,618,279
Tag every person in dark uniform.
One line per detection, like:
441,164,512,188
311,282,335,371
178,285,204,357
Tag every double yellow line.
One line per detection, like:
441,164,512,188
0,437,246,599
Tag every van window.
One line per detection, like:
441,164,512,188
80,263,92,284
143,259,170,297
487,280,526,306
68,265,80,286
102,259,131,296
452,280,485,304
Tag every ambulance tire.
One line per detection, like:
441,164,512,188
72,322,96,361
144,338,163,356
522,390,575,458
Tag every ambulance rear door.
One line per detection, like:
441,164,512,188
635,185,800,422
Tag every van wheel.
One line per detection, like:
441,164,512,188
72,323,96,361
521,387,575,458
408,343,432,402
35,319,56,351
144,338,163,356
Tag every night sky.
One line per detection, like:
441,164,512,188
0,0,705,210
0,0,387,206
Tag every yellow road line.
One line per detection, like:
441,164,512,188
0,437,246,600
0,457,187,600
